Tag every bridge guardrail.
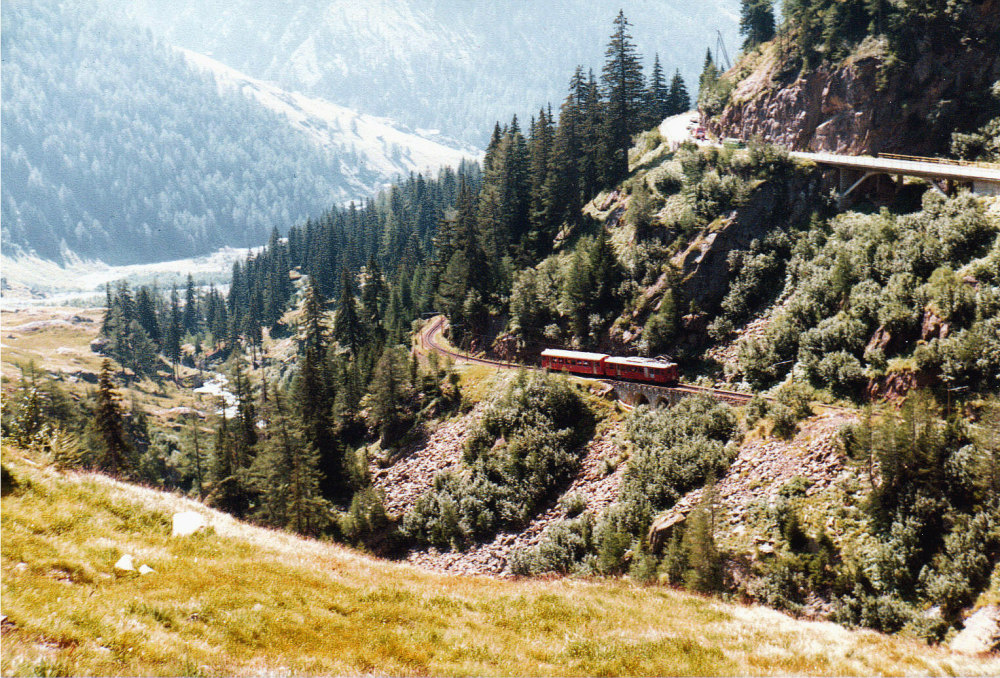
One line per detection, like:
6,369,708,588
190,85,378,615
877,153,1000,170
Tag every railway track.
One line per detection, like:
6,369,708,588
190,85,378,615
420,316,754,406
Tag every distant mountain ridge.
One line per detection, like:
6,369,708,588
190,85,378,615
178,49,479,180
115,0,740,146
0,1,477,268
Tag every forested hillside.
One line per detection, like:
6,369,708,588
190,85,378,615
0,1,470,266
4,4,999,660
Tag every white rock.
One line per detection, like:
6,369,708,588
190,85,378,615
951,605,1000,655
138,564,156,575
114,554,135,572
172,511,207,537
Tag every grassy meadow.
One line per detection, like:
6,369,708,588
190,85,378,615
3,446,998,677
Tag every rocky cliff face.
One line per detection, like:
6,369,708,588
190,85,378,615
706,2,1000,155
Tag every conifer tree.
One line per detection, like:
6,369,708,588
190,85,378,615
230,351,258,470
165,283,182,380
740,0,776,51
698,48,719,97
183,274,199,333
601,11,646,186
668,70,691,115
252,386,329,535
296,278,342,500
588,225,619,311
333,268,365,355
92,359,132,476
645,53,670,126
365,345,415,444
528,108,554,254
101,284,114,336
541,90,582,246
361,254,386,331
578,69,604,203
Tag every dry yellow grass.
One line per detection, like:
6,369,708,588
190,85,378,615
3,447,998,677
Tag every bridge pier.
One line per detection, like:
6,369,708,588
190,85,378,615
612,381,686,408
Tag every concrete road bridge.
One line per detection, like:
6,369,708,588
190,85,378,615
789,151,1000,205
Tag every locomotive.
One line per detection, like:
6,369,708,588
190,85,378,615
540,348,679,385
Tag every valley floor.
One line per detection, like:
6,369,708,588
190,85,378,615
3,447,998,677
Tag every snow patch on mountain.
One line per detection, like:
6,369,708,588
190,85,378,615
289,36,322,88
179,48,481,181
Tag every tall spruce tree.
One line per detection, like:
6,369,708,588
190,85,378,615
92,358,132,476
740,0,776,51
165,283,182,380
668,70,691,115
698,48,718,95
601,11,646,186
296,278,342,500
645,53,670,126
333,269,365,355
252,385,329,535
183,274,199,333
135,287,161,348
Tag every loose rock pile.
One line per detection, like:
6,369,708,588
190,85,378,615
370,405,484,517
650,412,853,543
399,427,627,578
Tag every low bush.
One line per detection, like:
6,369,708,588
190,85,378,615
402,372,591,549
617,395,736,535
510,513,595,576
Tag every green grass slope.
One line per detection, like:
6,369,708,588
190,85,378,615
3,448,998,677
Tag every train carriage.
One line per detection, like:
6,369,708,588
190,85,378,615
540,349,609,376
603,355,679,385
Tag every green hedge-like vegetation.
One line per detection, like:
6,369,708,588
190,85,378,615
732,192,1000,397
402,371,591,549
513,395,737,577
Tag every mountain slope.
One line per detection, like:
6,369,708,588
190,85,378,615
178,49,478,180
0,1,475,267
115,0,740,146
3,446,996,676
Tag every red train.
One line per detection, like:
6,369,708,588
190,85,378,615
540,348,679,385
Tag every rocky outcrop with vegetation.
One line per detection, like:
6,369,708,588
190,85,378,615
704,0,1000,156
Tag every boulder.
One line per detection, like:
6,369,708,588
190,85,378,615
138,564,156,575
951,605,1000,655
172,511,207,537
114,554,135,572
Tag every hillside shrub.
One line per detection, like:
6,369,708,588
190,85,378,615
617,396,737,534
735,193,1000,395
510,513,595,576
831,395,1000,637
402,372,590,549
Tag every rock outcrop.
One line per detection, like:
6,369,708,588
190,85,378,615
707,2,1000,156
951,605,1000,655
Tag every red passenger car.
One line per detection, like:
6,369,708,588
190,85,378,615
540,349,609,376
602,356,679,384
